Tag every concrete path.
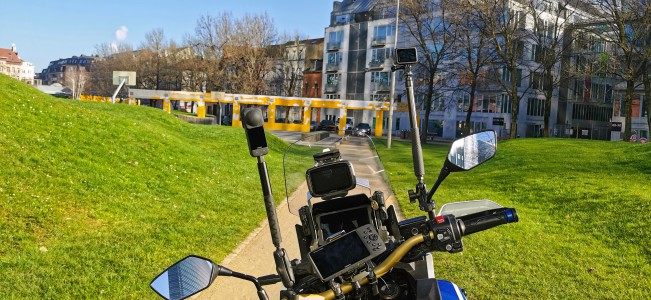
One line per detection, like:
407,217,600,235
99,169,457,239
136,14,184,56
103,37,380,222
198,133,403,300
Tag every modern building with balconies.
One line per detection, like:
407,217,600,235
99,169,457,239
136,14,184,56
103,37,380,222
321,0,398,125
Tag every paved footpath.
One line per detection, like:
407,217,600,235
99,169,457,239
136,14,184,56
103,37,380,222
198,133,403,300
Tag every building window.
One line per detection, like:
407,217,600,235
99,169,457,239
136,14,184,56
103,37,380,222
573,103,612,121
527,98,545,116
325,94,340,99
432,95,445,111
498,94,512,113
275,106,304,124
531,72,543,90
327,52,343,66
500,66,521,86
370,94,389,101
372,24,396,43
326,74,340,85
457,93,471,112
371,71,390,84
371,48,393,63
327,31,343,49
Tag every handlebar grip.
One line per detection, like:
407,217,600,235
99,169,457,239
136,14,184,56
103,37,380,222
460,208,518,236
258,274,282,286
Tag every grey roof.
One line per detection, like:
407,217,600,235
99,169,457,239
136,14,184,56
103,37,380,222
36,83,71,95
334,0,379,14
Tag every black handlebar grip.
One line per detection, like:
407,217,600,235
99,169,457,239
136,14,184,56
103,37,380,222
461,208,518,236
258,274,282,286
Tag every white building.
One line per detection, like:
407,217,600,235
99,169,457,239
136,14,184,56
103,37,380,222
322,0,398,128
0,44,35,85
323,0,612,139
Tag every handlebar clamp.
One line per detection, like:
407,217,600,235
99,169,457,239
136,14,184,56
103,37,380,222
427,215,464,253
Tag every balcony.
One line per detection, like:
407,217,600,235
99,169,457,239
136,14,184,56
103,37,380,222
326,63,340,72
327,41,341,51
368,59,385,70
371,38,387,47
325,83,340,93
371,82,391,93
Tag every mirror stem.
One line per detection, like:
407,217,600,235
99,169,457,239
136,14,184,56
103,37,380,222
427,166,450,204
229,271,269,300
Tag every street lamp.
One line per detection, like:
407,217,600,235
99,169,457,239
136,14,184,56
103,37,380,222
387,0,400,148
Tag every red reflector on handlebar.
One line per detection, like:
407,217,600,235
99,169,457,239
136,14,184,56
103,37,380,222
435,216,445,224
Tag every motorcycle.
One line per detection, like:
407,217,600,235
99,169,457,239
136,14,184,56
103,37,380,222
150,49,518,300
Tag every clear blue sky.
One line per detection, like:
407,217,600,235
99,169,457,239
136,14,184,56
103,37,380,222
0,0,333,72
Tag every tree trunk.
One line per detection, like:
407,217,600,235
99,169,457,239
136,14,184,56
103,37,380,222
509,78,519,139
422,75,435,143
543,68,553,138
464,80,477,136
624,80,634,140
644,71,651,136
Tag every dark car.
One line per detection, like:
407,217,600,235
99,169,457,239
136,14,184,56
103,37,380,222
310,121,317,132
354,123,372,136
317,119,337,131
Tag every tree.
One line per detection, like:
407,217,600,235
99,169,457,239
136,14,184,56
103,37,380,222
594,0,650,140
449,0,496,136
401,0,456,142
65,65,89,100
267,34,307,97
525,0,579,137
231,12,278,95
88,43,135,97
191,12,235,92
476,0,534,138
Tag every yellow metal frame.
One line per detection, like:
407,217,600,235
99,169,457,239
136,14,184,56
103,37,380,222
82,90,392,136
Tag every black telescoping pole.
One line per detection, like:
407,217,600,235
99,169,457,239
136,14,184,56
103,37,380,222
241,108,295,289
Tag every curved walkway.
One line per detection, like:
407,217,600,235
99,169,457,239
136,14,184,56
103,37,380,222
199,133,402,300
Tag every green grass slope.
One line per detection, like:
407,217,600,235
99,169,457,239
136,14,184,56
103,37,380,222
376,138,651,299
0,75,293,298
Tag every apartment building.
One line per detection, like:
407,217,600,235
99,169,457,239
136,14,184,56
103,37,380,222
559,22,649,141
0,44,35,85
322,0,397,126
39,55,96,86
322,0,632,139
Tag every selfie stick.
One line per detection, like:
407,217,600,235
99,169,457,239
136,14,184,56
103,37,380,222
242,108,295,290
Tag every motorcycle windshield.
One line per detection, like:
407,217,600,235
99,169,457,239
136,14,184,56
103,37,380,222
283,132,390,216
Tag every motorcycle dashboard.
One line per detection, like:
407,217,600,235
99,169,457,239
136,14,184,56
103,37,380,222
308,225,386,281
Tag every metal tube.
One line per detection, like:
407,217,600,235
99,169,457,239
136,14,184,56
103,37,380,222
405,65,425,180
387,0,400,148
257,156,282,246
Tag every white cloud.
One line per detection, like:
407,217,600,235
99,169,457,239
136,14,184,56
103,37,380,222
115,26,128,42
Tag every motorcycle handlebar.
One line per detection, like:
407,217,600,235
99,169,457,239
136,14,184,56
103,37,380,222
459,208,518,236
295,208,518,300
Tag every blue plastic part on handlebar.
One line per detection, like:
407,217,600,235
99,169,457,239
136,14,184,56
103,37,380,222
505,208,516,223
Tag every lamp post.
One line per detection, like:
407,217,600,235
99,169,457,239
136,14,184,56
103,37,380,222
387,0,400,148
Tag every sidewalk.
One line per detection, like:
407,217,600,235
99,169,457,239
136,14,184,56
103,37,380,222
198,133,401,300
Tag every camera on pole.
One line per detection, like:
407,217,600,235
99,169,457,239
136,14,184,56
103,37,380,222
394,48,418,65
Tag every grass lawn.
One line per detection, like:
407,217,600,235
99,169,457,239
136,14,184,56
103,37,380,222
0,75,302,299
375,138,650,299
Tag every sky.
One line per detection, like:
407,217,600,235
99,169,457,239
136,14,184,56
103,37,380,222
0,0,334,72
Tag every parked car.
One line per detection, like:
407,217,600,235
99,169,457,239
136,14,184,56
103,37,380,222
310,121,317,132
337,117,354,134
220,115,232,126
354,123,372,136
337,117,354,131
316,119,336,131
